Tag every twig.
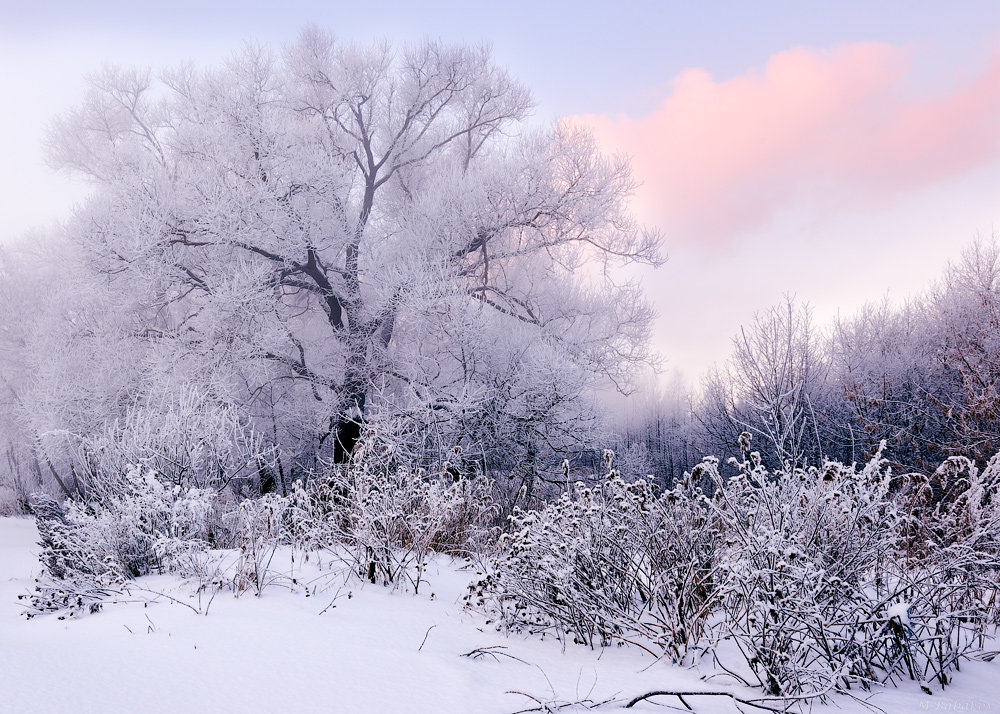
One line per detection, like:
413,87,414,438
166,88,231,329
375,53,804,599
124,583,202,615
418,624,437,652
318,586,345,616
505,690,616,713
202,581,223,616
625,690,785,712
460,645,531,666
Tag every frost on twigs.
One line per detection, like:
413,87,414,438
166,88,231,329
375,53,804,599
25,466,218,618
472,440,1000,702
25,426,497,616
469,458,720,662
24,426,1000,706
292,433,497,594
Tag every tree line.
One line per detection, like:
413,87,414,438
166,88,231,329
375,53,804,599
614,238,1000,483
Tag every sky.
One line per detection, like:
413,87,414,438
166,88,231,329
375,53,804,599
2,1,999,384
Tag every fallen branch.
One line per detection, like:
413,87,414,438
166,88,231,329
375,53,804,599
461,645,531,665
624,690,784,712
124,583,202,615
506,690,617,713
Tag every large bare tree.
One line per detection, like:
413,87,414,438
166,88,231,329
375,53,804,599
45,30,660,479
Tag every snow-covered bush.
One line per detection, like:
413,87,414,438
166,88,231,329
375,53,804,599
473,436,1000,702
884,453,1000,687
703,439,899,697
689,438,1000,700
202,430,500,595
304,437,496,593
232,494,288,595
75,388,269,494
470,451,722,660
27,425,498,616
27,466,220,616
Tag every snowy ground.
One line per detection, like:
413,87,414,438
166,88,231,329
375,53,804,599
1,517,998,713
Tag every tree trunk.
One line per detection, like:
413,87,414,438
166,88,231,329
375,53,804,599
332,377,367,463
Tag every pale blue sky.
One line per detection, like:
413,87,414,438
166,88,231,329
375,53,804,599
4,1,1000,116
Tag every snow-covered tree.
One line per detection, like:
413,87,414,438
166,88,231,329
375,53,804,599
43,30,661,480
831,238,1000,470
929,239,1000,466
698,297,831,469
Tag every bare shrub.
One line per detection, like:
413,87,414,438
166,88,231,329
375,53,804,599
232,494,287,596
703,439,898,697
304,436,496,593
473,436,1000,703
26,465,219,616
470,451,722,661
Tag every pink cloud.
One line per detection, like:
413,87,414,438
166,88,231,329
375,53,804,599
571,43,1000,245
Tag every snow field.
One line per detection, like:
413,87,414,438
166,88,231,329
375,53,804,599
2,517,998,713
